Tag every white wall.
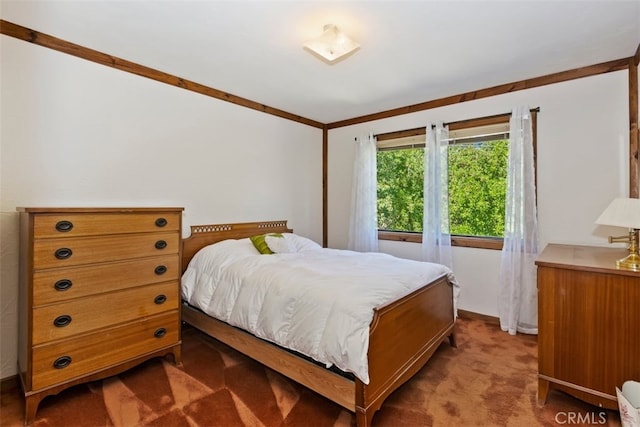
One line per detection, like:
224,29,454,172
0,28,632,381
328,71,629,317
0,37,323,379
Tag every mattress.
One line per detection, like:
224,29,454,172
181,236,459,383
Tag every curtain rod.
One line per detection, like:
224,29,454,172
432,107,541,129
365,107,541,141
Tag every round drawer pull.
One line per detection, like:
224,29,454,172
53,356,72,369
154,294,167,305
155,218,168,227
55,220,74,232
154,328,167,338
155,240,167,250
154,265,167,275
54,248,73,260
53,315,72,327
54,279,73,291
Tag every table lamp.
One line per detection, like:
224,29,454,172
595,197,640,271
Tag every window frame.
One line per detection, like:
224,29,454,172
375,110,538,250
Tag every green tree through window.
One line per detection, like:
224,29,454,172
377,147,424,232
448,139,508,237
377,138,508,238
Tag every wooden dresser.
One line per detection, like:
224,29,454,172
17,207,183,424
536,243,640,409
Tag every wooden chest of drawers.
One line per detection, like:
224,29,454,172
17,207,183,424
536,244,640,410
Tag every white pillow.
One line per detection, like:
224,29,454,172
186,238,259,274
265,234,296,253
284,233,322,252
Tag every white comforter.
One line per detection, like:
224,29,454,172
181,238,459,384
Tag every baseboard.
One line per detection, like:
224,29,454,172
1,374,19,393
457,309,500,325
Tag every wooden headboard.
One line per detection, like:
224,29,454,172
181,220,292,272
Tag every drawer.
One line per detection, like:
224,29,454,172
33,212,181,238
33,255,180,306
32,281,178,345
33,232,179,269
31,311,179,390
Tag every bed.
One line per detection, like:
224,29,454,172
180,220,458,426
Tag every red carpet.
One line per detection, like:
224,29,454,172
1,317,622,426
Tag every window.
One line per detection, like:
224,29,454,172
376,113,537,250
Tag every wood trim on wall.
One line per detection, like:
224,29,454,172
327,58,630,129
375,110,534,142
378,231,504,250
0,375,18,392
630,57,639,198
457,309,500,326
0,20,324,129
332,58,636,228
322,126,328,247
2,17,628,134
2,18,638,243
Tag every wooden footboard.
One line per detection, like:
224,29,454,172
356,274,455,426
181,221,456,426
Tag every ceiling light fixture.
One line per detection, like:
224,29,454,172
303,24,359,64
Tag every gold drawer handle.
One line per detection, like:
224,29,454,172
53,356,72,369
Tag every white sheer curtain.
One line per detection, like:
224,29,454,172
422,122,452,268
498,106,539,335
348,133,379,252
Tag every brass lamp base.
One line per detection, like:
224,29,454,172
608,229,640,271
616,252,640,271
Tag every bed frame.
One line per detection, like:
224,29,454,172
181,220,457,426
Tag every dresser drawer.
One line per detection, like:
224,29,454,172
33,232,179,269
33,255,180,306
33,212,181,238
31,311,179,390
32,281,178,345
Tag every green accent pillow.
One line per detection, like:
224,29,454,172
250,233,283,254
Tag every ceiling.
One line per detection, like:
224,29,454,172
2,1,639,124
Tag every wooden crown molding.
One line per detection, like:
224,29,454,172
2,19,638,225
0,19,633,132
0,20,324,129
327,58,630,129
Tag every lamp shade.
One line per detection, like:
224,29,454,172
303,24,359,64
595,198,640,229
